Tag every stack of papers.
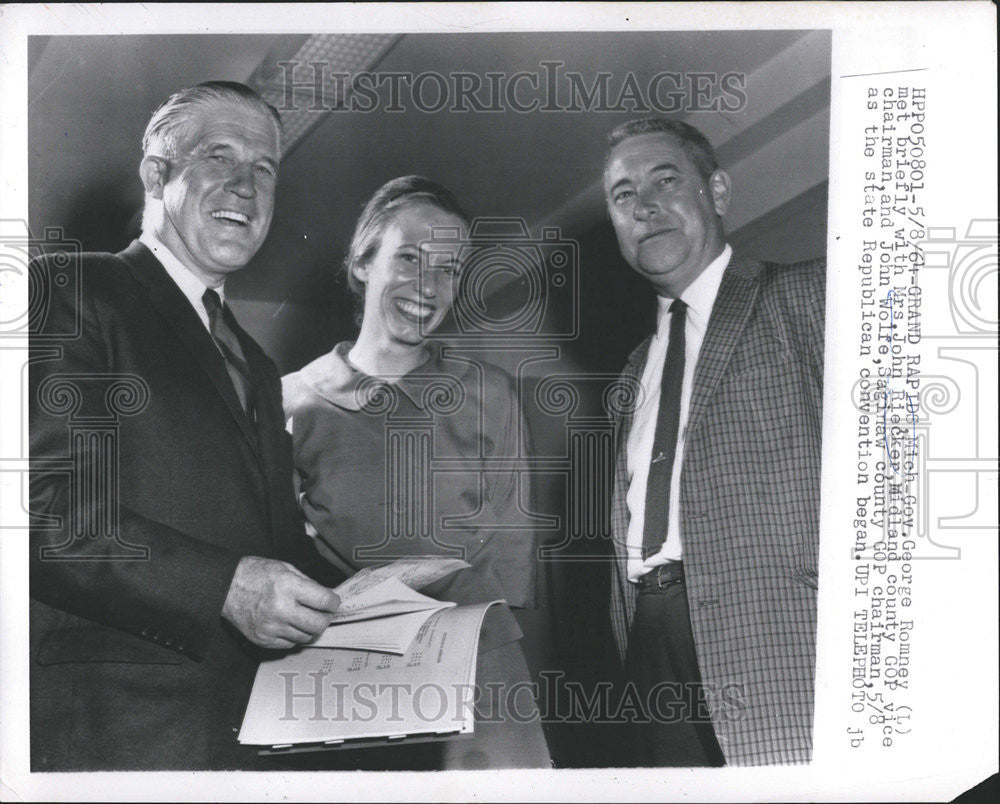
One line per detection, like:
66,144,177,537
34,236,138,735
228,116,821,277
313,577,455,653
238,557,504,750
312,557,470,653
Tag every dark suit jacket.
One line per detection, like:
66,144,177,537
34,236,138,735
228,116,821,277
609,256,825,766
29,240,333,770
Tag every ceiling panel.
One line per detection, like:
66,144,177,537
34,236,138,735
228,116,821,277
27,30,830,306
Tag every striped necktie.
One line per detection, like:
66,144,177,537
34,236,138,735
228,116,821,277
203,288,255,419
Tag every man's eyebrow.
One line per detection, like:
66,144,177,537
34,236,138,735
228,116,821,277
202,142,279,170
607,176,633,195
607,161,682,194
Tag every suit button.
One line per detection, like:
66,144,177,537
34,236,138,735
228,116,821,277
139,627,149,637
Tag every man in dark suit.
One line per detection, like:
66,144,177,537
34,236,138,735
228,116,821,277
29,81,342,770
604,118,824,766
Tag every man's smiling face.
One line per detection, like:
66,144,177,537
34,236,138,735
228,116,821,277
155,101,280,286
605,132,730,298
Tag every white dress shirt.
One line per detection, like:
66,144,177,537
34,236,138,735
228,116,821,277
625,244,731,581
139,231,225,333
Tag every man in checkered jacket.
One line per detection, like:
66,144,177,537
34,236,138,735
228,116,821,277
603,117,824,766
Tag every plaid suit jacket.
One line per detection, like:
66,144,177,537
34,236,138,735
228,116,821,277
609,255,825,765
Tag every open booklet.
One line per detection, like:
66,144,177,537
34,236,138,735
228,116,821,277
316,557,472,653
238,558,503,751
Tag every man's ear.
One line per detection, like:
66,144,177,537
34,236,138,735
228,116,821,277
139,155,169,200
709,169,732,217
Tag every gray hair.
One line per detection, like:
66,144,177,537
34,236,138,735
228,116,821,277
605,117,719,182
141,80,282,158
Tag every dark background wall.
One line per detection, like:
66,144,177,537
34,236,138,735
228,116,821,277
29,30,830,766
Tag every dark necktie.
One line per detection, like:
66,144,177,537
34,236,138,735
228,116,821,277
641,298,687,560
203,288,255,419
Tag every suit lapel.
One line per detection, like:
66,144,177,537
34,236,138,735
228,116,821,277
687,257,762,438
118,240,263,457
614,337,650,467
611,336,650,566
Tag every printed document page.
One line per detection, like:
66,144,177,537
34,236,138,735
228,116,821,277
239,601,500,747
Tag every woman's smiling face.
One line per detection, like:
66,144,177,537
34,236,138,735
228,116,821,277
354,202,465,346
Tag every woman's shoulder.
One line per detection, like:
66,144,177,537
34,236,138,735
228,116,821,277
282,342,358,416
280,369,314,416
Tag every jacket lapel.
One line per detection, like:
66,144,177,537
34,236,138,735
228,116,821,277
614,336,651,466
686,256,762,438
611,336,650,565
118,240,262,457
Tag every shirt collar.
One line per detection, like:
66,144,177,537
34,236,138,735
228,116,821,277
297,340,463,412
654,243,732,336
139,230,225,308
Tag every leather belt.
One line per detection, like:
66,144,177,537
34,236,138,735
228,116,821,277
637,561,685,590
